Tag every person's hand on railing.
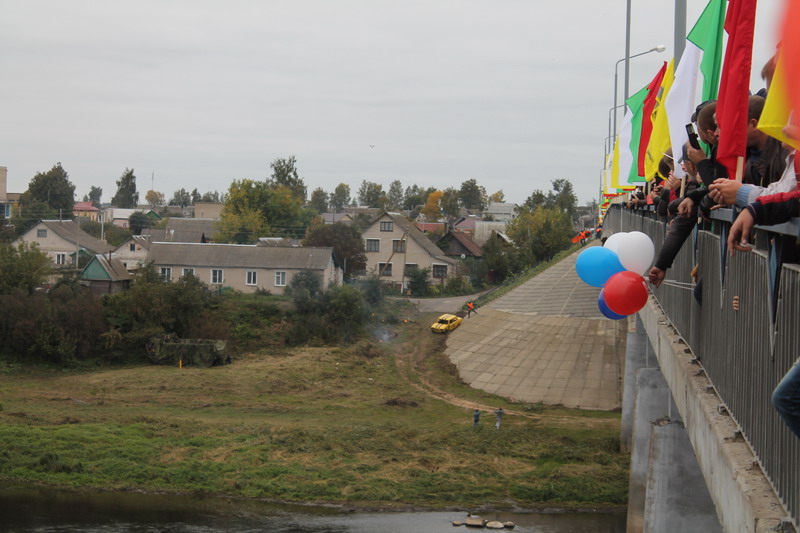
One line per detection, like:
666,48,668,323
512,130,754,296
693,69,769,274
709,178,742,206
677,197,695,218
728,208,755,256
648,266,666,288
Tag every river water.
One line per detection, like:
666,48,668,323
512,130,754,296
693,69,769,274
0,486,625,533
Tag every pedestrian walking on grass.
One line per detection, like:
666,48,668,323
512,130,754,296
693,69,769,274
494,407,504,429
473,409,481,426
467,301,477,318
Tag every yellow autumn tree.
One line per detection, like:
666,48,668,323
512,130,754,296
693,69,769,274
420,190,443,221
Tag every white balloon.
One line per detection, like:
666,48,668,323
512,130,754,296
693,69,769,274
615,231,654,275
604,232,628,253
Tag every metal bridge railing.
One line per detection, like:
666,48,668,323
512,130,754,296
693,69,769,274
605,205,800,527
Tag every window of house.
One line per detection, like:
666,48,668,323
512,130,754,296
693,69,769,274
182,268,195,277
211,269,224,284
55,253,66,265
129,243,136,252
432,264,448,278
37,229,47,238
392,239,406,253
246,270,257,286
275,271,286,286
404,263,418,275
378,263,392,276
160,267,172,280
380,221,393,232
366,239,380,252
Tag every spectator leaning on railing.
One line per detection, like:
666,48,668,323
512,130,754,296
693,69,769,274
728,162,799,438
647,142,704,289
707,95,790,207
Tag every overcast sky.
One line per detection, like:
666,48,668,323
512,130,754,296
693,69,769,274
0,1,782,206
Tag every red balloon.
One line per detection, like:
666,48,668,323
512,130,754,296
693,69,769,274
604,271,649,315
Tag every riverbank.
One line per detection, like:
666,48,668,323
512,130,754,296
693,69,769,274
0,312,627,509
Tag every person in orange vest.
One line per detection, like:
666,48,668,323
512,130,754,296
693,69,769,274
466,301,477,318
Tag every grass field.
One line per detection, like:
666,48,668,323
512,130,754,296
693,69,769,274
0,310,627,510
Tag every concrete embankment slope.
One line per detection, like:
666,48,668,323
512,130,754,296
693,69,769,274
445,246,625,410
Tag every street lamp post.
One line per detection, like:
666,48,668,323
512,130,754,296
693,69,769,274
607,103,626,157
612,45,666,139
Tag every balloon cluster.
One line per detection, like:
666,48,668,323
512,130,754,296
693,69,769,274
574,232,654,320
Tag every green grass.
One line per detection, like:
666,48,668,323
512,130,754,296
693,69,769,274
0,317,627,509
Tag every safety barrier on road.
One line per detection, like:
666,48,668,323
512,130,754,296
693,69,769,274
605,205,800,528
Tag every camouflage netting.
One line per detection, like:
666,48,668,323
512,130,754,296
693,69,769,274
147,334,231,367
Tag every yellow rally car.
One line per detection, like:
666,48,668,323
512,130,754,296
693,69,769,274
431,314,463,334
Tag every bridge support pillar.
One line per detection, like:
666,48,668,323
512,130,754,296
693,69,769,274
644,421,723,533
621,315,649,452
624,325,723,533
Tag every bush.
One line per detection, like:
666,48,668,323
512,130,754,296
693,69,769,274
0,284,105,363
360,275,385,306
443,276,473,296
285,270,323,313
102,266,223,359
406,267,431,297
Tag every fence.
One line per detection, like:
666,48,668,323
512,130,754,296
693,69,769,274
605,204,800,527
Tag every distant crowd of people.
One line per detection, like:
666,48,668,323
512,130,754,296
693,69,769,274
623,53,800,439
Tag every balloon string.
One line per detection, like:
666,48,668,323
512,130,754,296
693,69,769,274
660,280,695,290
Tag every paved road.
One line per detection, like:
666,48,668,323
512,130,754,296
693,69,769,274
444,245,625,411
406,292,487,314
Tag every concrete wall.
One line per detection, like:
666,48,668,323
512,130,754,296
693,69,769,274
636,298,793,533
622,317,724,533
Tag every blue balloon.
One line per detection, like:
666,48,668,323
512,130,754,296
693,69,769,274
598,290,627,320
575,246,625,287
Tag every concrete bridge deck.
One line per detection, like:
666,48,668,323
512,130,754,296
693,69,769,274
444,246,625,410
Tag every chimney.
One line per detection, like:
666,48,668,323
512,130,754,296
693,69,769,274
0,166,7,202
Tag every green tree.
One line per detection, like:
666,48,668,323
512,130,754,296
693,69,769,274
403,184,435,211
357,180,384,207
285,270,323,314
103,266,215,355
309,187,329,213
322,284,367,341
481,236,513,284
21,163,75,213
440,187,461,220
407,267,431,297
270,156,306,202
459,179,486,211
80,220,131,248
549,178,578,220
12,198,57,236
111,168,139,208
191,188,202,204
506,206,572,266
303,222,366,279
128,212,151,235
330,183,351,212
524,190,548,211
387,180,404,210
215,206,270,244
0,242,52,295
87,186,103,207
200,191,221,203
170,188,192,207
